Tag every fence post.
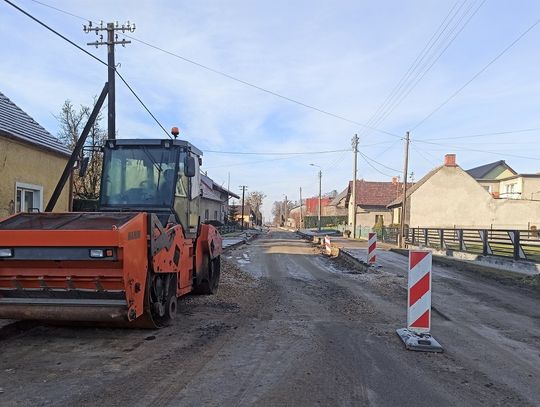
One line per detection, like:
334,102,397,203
482,229,488,256
513,230,520,260
458,229,464,251
411,228,416,245
439,229,444,249
424,228,428,247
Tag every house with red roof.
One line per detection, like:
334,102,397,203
330,178,404,229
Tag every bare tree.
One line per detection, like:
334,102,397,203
246,191,266,225
56,100,107,200
271,201,282,226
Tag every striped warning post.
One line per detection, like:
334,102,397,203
407,250,432,333
397,250,442,352
324,236,331,255
367,232,377,264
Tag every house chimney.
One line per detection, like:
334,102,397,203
392,176,398,185
444,154,457,167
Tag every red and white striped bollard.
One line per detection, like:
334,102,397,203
396,250,443,352
324,236,331,255
367,232,377,264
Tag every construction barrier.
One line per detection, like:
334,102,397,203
396,250,443,352
324,236,331,255
367,232,377,264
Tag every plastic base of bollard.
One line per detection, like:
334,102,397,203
396,328,444,353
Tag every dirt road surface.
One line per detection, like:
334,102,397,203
1,230,539,406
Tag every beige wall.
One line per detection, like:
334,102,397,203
407,165,540,229
0,136,70,219
356,208,392,228
521,177,540,200
477,180,499,194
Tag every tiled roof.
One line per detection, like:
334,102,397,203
329,187,348,206
201,177,223,202
0,91,71,156
465,160,516,179
201,173,240,200
348,180,403,207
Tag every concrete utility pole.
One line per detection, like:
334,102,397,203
318,170,322,232
399,131,410,248
299,187,303,230
84,20,135,140
310,164,322,232
239,185,247,230
351,134,359,239
284,195,288,226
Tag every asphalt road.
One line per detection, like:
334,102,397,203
0,230,539,406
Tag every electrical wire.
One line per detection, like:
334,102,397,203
358,0,461,137
360,0,466,137
411,144,438,166
358,154,396,178
418,127,540,141
203,148,350,156
370,0,487,132
360,0,486,139
123,34,401,138
414,139,540,161
359,151,402,173
25,0,402,139
4,0,171,138
412,17,540,131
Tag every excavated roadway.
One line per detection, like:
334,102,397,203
0,230,539,406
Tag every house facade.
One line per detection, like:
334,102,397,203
466,161,540,200
388,154,540,229
331,179,402,228
0,91,71,219
200,173,239,223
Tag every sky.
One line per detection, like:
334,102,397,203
1,0,540,220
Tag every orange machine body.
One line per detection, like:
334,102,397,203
0,211,222,325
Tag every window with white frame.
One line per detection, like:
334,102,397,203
15,183,43,213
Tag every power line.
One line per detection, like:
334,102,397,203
359,151,402,173
412,17,540,131
411,144,438,166
124,34,401,138
203,148,350,156
26,0,401,139
205,150,347,170
4,0,171,138
115,71,170,137
359,0,464,137
29,0,87,21
414,139,540,161
359,154,396,178
418,126,540,141
370,0,487,132
360,0,485,139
